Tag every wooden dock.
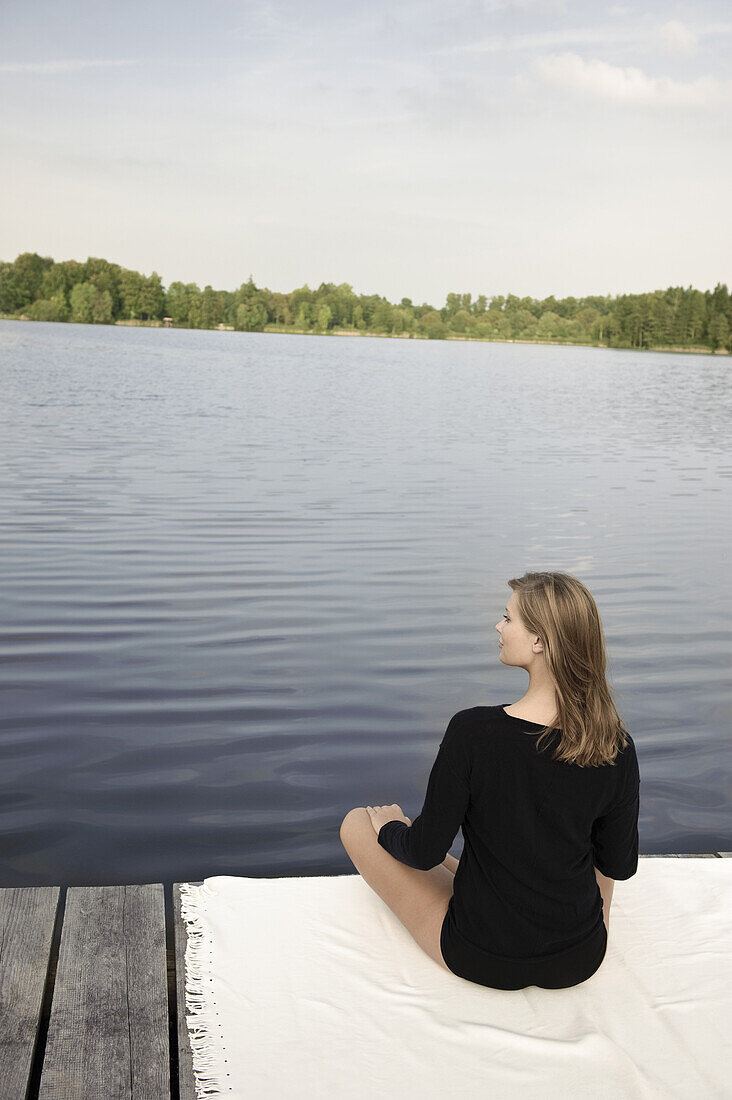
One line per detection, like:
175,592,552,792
1,855,730,1099
0,881,204,1100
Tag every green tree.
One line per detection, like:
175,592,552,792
139,272,165,321
484,310,511,338
686,288,707,344
69,281,112,324
709,312,730,350
707,282,730,350
236,299,268,331
508,308,537,339
290,285,313,326
604,312,622,346
186,286,205,328
0,261,23,312
82,257,122,317
358,293,381,328
11,252,51,308
575,307,601,340
536,311,561,340
555,295,578,319
40,263,74,304
444,292,462,318
69,282,95,323
198,285,225,328
118,268,143,320
472,319,493,338
165,281,191,325
315,303,332,332
270,292,293,326
418,310,448,339
26,293,69,322
450,309,473,334
92,288,113,323
371,300,393,332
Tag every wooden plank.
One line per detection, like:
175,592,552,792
39,885,169,1099
173,884,202,1100
0,886,60,1100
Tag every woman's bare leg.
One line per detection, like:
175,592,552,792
442,853,459,875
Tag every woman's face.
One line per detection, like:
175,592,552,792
495,593,538,666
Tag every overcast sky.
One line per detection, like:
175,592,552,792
2,0,731,305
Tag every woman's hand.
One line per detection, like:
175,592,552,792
366,804,412,835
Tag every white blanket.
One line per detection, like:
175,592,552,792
179,858,732,1099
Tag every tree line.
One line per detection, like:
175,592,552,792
1,251,730,352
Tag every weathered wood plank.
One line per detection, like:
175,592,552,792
173,884,202,1100
0,886,60,1100
39,885,169,1100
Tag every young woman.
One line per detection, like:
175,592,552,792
339,571,640,990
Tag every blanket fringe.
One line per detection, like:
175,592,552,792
178,881,226,1098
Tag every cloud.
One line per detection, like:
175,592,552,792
428,18,732,57
658,20,699,55
431,25,636,55
481,0,568,10
0,59,138,75
533,52,728,106
229,1,295,41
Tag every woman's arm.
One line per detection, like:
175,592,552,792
594,865,615,931
376,713,471,870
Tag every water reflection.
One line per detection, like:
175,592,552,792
0,320,730,886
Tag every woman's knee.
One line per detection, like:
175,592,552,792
339,806,368,842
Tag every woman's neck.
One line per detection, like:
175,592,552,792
507,690,559,726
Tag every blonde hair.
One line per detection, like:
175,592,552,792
508,571,631,768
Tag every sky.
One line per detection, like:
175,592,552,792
2,0,731,306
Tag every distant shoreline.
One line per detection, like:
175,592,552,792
2,315,726,356
5,251,729,354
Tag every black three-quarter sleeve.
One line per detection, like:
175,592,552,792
591,740,641,880
591,790,640,879
377,711,472,871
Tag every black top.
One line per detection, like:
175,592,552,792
378,705,640,961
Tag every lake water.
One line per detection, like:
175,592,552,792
1,319,730,888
